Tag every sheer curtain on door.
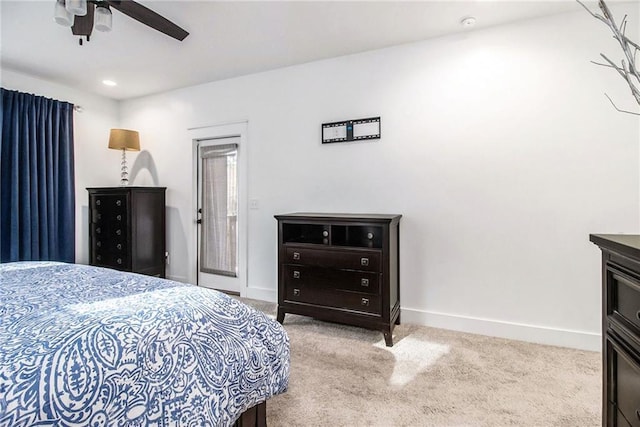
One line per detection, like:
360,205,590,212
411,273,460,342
200,143,238,277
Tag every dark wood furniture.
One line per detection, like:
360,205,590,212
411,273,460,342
275,213,401,346
590,234,640,427
233,402,266,427
88,187,166,278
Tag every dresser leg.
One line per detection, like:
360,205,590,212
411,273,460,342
383,331,393,347
276,307,285,324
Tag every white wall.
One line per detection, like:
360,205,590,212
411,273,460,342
0,69,120,263
6,5,637,351
116,7,640,351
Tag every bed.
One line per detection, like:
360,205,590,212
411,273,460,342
0,262,289,426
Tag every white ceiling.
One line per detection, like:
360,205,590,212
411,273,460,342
1,1,598,100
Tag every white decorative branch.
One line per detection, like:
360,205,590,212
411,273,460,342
577,0,640,115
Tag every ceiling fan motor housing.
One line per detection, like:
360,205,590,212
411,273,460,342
58,0,189,44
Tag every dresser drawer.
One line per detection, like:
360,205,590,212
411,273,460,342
608,267,640,340
94,258,130,270
283,265,380,294
93,237,128,254
285,247,380,272
92,251,131,270
93,211,127,229
91,225,129,260
92,194,128,213
610,339,640,426
92,223,128,239
284,285,381,315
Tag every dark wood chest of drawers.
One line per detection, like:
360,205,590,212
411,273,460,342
88,187,166,277
591,235,640,427
275,213,401,346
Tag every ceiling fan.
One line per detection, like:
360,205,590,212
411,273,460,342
54,0,189,45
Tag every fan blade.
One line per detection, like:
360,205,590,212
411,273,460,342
71,4,94,36
105,0,189,41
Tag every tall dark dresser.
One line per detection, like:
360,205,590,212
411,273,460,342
88,187,166,278
275,213,401,346
590,234,640,427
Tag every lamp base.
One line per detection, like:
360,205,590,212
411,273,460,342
120,148,129,186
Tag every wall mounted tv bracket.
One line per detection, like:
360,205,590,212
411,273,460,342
322,116,381,144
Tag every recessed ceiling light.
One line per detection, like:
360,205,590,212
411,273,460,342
461,17,477,28
102,79,117,87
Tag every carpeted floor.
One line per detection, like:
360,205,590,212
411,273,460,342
241,299,601,426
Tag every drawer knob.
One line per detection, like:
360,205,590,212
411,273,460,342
117,214,122,221
361,257,369,266
116,229,122,235
117,258,122,264
96,241,101,248
96,227,101,234
96,200,101,206
293,252,300,260
361,298,370,306
117,243,122,250
367,232,374,240
293,270,300,279
293,288,300,296
96,255,102,261
361,278,369,287
322,230,329,237
116,200,122,206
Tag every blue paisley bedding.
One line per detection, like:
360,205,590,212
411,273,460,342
0,262,289,426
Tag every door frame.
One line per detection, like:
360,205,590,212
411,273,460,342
188,121,248,295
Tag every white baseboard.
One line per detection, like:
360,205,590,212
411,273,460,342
170,273,275,301
167,276,600,351
167,275,189,283
243,287,277,302
401,307,601,352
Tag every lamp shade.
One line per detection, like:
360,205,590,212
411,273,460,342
108,129,140,151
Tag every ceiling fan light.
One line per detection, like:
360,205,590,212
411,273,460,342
54,0,73,27
94,6,112,32
65,0,87,16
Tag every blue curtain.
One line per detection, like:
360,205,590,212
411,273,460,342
0,88,75,263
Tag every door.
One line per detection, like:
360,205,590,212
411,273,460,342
197,136,242,292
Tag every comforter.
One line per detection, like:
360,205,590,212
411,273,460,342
0,262,289,426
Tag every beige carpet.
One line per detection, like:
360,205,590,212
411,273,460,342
242,299,600,426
